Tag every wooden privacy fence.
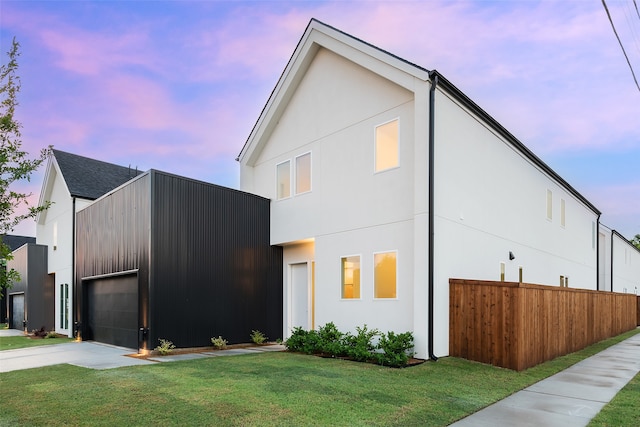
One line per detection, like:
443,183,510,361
449,279,637,371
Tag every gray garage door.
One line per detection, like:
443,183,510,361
86,275,138,349
10,293,24,330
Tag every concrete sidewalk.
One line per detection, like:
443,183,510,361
0,329,286,372
450,331,640,427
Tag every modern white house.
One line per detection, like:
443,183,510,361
237,19,605,359
599,224,640,294
36,150,141,337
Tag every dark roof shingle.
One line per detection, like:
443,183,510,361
52,149,143,200
1,235,35,251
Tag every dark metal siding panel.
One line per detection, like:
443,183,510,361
149,171,282,348
6,244,52,331
75,173,151,342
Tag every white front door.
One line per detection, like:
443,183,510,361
291,263,309,330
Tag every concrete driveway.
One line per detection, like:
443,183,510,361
0,329,154,372
0,329,286,372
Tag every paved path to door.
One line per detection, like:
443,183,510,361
450,331,640,427
0,328,286,372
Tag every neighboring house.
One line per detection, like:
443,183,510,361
5,244,52,331
36,149,142,337
1,235,36,324
74,170,282,351
599,224,640,294
237,19,603,359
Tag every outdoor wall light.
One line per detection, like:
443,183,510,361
509,251,515,261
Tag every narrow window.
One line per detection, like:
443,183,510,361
341,256,360,299
560,199,566,227
546,190,553,220
374,251,397,299
53,222,58,250
59,283,69,330
375,119,399,172
276,160,291,199
295,152,311,195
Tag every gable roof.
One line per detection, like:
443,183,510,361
51,149,142,200
237,18,600,215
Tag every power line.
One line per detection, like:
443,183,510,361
602,0,640,92
634,0,640,20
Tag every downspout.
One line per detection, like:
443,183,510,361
610,230,614,292
72,196,77,339
596,215,600,290
428,72,438,361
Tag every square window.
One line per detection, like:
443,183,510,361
295,152,311,194
276,160,291,199
341,256,360,299
374,252,397,298
375,119,399,172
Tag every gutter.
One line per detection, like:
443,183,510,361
428,72,438,361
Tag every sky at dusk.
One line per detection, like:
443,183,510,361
1,0,639,239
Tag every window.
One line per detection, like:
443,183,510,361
546,189,553,220
341,256,360,299
375,119,399,172
374,251,397,298
560,199,566,227
276,160,291,199
60,283,68,330
295,152,311,194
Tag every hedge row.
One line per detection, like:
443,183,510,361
285,322,415,367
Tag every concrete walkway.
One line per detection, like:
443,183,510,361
0,328,286,372
450,331,640,427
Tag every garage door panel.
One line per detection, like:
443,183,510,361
87,275,138,349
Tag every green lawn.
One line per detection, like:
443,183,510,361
588,371,640,426
0,335,75,350
0,329,638,426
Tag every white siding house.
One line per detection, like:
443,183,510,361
238,19,603,359
599,225,640,294
36,150,141,336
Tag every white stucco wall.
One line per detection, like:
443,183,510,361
243,47,425,348
610,232,640,294
431,88,599,355
35,164,91,336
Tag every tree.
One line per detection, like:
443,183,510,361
631,234,640,250
0,38,50,291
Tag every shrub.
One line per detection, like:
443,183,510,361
345,325,380,362
375,331,414,367
285,327,307,352
211,336,227,350
44,331,58,339
317,322,346,357
155,338,176,355
301,330,321,354
250,330,267,344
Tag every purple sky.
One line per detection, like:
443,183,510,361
1,1,639,239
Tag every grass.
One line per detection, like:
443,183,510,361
0,329,638,426
588,371,640,426
0,334,75,351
